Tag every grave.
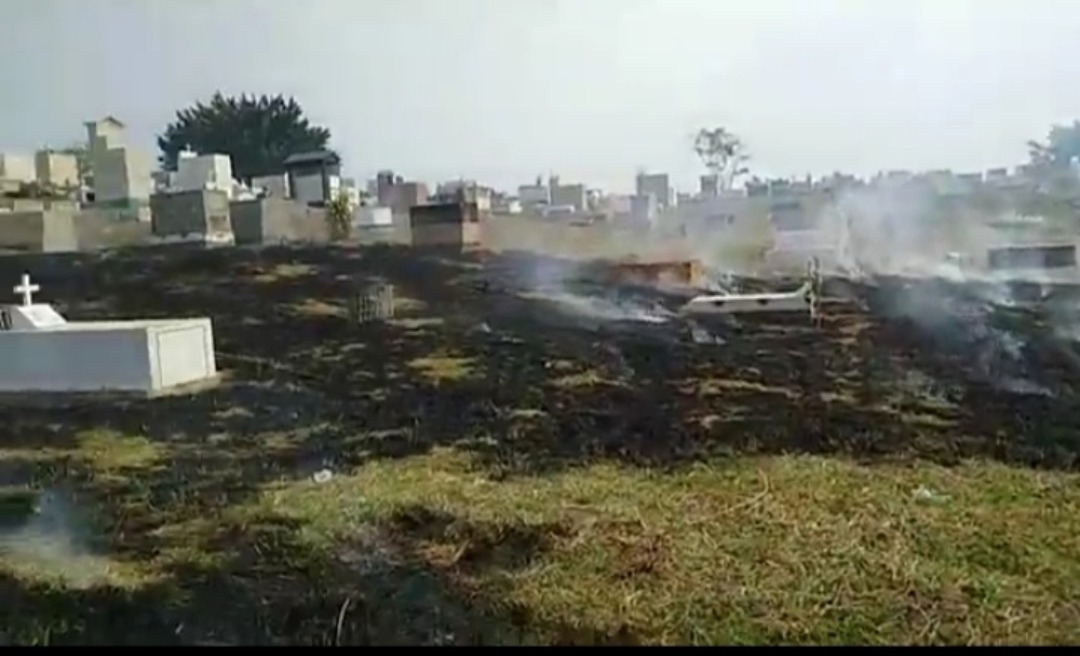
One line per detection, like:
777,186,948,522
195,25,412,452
150,189,235,245
230,197,324,245
0,209,78,254
409,201,483,250
0,274,219,396
680,259,821,320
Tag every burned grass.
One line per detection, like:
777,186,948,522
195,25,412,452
0,244,1077,644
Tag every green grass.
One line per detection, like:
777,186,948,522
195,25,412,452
2,434,1078,645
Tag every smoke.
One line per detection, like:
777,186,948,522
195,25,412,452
0,486,111,588
812,180,1074,396
510,248,679,326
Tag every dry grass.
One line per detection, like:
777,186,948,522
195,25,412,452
2,434,1078,645
408,351,477,383
251,263,315,283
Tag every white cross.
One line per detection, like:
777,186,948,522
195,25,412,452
14,273,39,307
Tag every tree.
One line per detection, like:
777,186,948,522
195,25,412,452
693,127,750,192
1027,121,1080,170
157,92,331,182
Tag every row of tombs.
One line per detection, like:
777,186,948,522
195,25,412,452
0,189,487,254
0,271,398,397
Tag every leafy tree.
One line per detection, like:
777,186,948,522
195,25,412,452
693,127,750,192
157,92,332,181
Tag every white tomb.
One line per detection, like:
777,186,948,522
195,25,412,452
680,259,821,319
0,274,219,396
680,281,816,317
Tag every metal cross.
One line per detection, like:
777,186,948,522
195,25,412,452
14,273,39,307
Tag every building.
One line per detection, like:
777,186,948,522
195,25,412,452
517,182,550,207
550,181,587,212
700,174,719,198
283,150,342,206
636,172,673,210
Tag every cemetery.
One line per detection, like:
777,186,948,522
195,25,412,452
0,238,1078,644
2,108,1080,646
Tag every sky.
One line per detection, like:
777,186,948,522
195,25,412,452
5,0,1080,193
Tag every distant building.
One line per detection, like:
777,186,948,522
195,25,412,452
700,174,718,198
517,182,550,207
636,172,673,210
550,181,587,212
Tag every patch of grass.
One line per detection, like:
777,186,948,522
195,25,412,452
252,263,314,283
291,299,347,317
408,351,477,384
248,448,1080,645
8,427,1075,644
75,430,165,474
548,369,622,389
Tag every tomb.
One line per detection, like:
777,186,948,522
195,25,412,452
150,189,235,245
602,258,703,287
680,259,821,319
409,201,484,250
0,274,219,396
230,197,324,245
0,210,78,254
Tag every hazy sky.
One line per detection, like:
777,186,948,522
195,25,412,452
5,0,1080,192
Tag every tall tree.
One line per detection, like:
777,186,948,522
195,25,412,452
157,92,332,181
693,127,750,192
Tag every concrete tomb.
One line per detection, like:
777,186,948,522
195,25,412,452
0,274,219,396
0,209,78,254
681,259,821,320
150,189,235,245
230,197,325,245
408,201,484,250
